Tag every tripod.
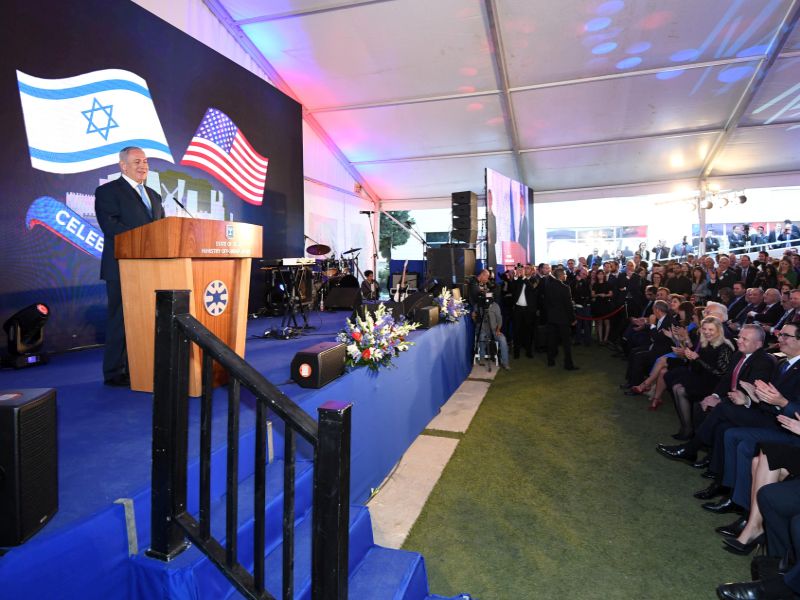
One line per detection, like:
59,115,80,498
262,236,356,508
473,300,497,372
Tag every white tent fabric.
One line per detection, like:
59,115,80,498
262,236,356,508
137,0,800,209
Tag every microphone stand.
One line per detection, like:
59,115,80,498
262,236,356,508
363,211,379,276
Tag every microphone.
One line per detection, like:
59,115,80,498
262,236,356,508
359,210,375,215
170,196,195,218
405,221,413,227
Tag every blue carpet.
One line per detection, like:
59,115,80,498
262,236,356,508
0,309,473,599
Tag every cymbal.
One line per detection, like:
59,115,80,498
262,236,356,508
342,247,362,255
306,243,331,256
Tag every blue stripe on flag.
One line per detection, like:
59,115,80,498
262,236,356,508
18,79,152,100
29,139,172,163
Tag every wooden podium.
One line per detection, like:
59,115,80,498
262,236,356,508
115,217,263,396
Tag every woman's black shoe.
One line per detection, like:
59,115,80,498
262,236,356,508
722,533,764,556
715,516,747,538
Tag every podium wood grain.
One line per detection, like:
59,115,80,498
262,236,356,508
116,217,262,396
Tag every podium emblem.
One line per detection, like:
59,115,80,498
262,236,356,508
226,225,234,239
204,280,229,316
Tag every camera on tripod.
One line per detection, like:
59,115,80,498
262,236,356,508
475,289,493,310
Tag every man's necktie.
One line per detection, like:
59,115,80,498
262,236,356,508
137,184,153,217
731,355,746,390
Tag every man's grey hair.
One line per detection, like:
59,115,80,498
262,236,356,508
740,324,765,344
119,146,142,161
704,301,729,321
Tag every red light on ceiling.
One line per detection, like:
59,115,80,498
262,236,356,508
36,304,49,315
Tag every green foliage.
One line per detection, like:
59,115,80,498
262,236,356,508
379,211,415,260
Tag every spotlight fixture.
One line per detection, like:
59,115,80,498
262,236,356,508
736,194,747,204
699,199,714,209
2,303,50,369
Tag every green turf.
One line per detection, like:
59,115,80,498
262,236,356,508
402,344,751,599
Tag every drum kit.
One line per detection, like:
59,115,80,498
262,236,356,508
257,241,363,317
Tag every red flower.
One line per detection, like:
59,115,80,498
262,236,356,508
361,348,371,359
352,331,362,342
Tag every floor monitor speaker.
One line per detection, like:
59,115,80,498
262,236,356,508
413,306,440,329
290,342,346,389
0,388,58,546
325,287,362,310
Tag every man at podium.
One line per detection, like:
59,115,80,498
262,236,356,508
95,147,164,386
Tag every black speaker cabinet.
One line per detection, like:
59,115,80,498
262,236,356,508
0,388,58,546
290,342,346,389
390,272,419,290
324,287,361,310
427,247,476,284
451,191,477,206
452,214,477,230
401,292,434,318
413,306,440,329
451,229,478,244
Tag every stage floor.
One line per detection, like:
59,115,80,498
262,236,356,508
0,308,472,598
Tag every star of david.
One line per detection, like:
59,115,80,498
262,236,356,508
208,289,225,305
81,98,118,141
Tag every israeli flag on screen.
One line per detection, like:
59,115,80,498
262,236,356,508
16,69,174,174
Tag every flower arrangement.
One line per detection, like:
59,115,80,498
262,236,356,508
433,287,469,323
336,304,419,371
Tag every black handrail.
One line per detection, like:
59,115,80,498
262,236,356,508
146,290,351,600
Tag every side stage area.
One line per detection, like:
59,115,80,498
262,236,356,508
0,310,473,600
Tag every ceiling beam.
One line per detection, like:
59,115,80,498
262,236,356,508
232,0,395,25
201,0,383,206
481,0,526,185
698,0,800,181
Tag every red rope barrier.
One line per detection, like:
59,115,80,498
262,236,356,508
574,303,627,321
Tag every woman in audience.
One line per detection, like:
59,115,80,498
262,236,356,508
777,258,798,288
691,266,711,304
629,301,697,410
591,269,613,344
651,271,664,289
720,412,800,555
664,316,735,439
638,241,651,262
756,263,778,289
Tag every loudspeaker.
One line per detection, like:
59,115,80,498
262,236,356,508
401,292,435,318
324,287,361,310
290,342,346,389
452,214,477,230
413,306,439,329
0,388,58,546
452,203,477,218
427,247,476,284
451,191,477,206
451,229,478,244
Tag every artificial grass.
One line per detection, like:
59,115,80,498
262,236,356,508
403,344,751,599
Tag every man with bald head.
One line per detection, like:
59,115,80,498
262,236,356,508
95,147,164,386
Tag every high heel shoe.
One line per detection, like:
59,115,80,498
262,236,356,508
630,382,652,395
648,397,663,411
722,533,765,556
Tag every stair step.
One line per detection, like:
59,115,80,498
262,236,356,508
348,545,430,600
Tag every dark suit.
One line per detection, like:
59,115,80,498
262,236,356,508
728,231,746,252
748,302,783,326
543,276,576,368
727,295,748,323
736,265,758,288
626,313,674,384
95,176,163,379
705,236,720,253
652,246,670,260
511,277,537,358
670,242,693,259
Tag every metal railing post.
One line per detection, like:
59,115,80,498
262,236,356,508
147,290,192,561
311,401,352,600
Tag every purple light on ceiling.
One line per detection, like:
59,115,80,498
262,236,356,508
585,17,612,32
718,65,755,84
736,44,769,58
592,42,618,55
597,0,625,16
617,56,642,70
626,42,651,54
670,48,700,62
656,69,685,80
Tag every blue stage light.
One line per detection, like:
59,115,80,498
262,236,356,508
626,42,651,54
585,17,612,32
718,65,755,83
736,45,768,58
670,48,700,62
592,42,618,55
596,0,625,16
656,70,685,80
617,57,642,70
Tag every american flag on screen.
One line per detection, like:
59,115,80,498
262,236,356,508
180,108,269,205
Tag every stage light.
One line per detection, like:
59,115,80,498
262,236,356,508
699,199,714,209
736,194,747,204
2,303,50,368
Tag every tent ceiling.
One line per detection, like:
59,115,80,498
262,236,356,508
208,0,800,202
